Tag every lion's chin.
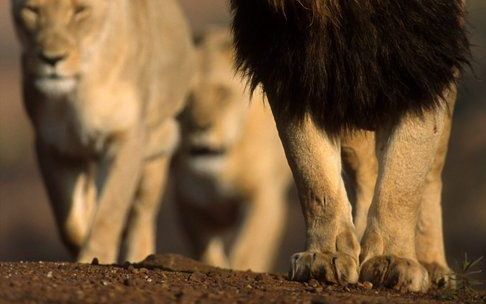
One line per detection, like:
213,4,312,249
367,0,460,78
185,154,226,176
34,76,77,96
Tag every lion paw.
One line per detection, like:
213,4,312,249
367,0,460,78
289,251,359,285
360,255,430,293
422,262,455,289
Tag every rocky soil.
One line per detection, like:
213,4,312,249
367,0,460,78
0,254,484,304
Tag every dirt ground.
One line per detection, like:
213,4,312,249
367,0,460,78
0,254,484,304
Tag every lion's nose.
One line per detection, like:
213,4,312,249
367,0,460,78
37,51,67,66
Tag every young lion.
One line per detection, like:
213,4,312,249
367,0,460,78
231,0,470,292
173,28,292,272
11,0,195,263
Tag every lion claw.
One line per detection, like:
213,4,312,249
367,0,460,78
289,251,358,285
360,255,430,293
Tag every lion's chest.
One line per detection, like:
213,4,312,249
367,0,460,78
175,157,243,206
36,90,139,158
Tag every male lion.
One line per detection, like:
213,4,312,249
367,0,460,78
231,0,470,292
173,28,292,272
11,0,195,263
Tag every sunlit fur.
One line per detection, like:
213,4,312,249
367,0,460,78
230,0,469,292
174,28,292,272
12,0,195,263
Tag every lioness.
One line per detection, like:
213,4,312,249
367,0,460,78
231,0,470,292
11,0,195,263
173,28,292,272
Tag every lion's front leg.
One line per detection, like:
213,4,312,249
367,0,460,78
229,189,287,272
273,113,360,285
416,89,457,289
360,105,449,293
77,128,144,264
122,155,170,262
35,141,96,256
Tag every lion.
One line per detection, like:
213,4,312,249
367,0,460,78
172,28,292,272
230,0,470,292
11,0,195,263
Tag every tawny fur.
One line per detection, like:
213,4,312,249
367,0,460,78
11,0,195,263
173,28,292,272
230,0,468,292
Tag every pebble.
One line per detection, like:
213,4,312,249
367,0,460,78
362,281,373,290
123,278,132,287
308,279,320,288
91,258,99,265
46,271,53,278
314,286,324,293
188,271,206,282
127,265,138,273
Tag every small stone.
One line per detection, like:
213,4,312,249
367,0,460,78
255,273,271,281
123,278,132,286
91,258,99,265
46,271,53,278
362,281,373,289
128,265,139,273
188,271,206,282
309,279,319,288
139,268,149,274
101,280,109,286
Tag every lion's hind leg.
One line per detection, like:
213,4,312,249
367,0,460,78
341,131,377,241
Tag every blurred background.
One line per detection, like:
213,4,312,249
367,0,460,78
0,0,485,276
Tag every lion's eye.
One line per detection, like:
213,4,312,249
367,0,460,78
74,5,90,20
216,86,231,103
23,5,40,15
20,5,39,28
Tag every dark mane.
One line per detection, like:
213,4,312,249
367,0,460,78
230,0,470,134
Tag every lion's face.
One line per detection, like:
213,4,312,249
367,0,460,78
11,0,110,94
178,30,249,172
